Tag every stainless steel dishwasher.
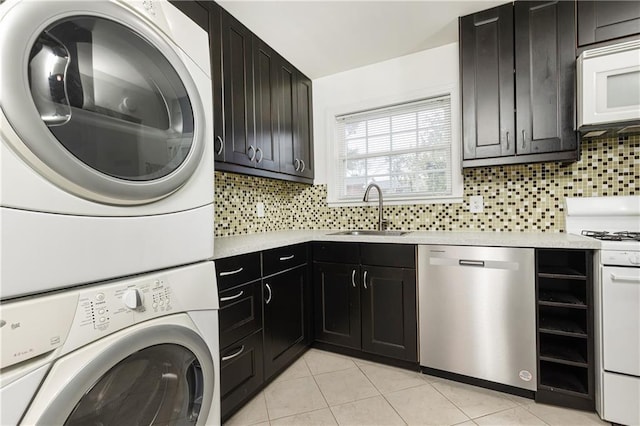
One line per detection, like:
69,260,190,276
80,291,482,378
418,245,537,391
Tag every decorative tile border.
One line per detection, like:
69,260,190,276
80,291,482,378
214,135,639,237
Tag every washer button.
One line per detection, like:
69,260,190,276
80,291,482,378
96,293,105,301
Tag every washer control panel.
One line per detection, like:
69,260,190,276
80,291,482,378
1,262,217,364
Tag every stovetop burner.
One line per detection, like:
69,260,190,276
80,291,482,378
581,230,640,241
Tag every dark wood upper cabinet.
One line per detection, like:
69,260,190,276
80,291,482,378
278,58,298,176
515,1,577,156
460,4,515,161
578,1,640,48
253,38,280,172
205,5,314,183
220,11,255,168
294,73,314,179
461,1,578,168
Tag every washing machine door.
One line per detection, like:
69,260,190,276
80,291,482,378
20,317,216,425
0,1,206,205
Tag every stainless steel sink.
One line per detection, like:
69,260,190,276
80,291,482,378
328,230,411,236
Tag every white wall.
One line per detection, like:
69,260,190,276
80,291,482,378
312,42,460,185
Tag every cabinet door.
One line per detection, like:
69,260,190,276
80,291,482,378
263,265,308,379
578,1,640,47
460,4,515,160
253,38,279,172
221,11,255,167
294,72,314,179
278,57,297,176
208,4,225,162
219,280,263,348
515,1,576,156
361,266,417,361
313,262,361,349
221,330,264,419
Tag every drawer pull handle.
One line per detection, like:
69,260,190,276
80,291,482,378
351,269,356,288
219,267,243,277
265,283,272,304
221,345,245,361
279,255,295,261
220,290,244,302
363,270,368,289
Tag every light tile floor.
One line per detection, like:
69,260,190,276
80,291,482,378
224,348,609,426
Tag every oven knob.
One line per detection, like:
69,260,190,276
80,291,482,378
123,289,144,310
629,253,640,265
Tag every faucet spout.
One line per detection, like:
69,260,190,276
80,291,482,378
363,183,386,231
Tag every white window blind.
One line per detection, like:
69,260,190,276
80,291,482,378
334,95,454,202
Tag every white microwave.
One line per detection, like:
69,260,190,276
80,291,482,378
577,40,640,137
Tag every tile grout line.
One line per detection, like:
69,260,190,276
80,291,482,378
424,379,474,423
303,354,342,425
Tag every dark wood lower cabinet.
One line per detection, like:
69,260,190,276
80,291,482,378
361,265,417,362
263,264,310,380
220,330,264,417
313,262,361,349
312,243,418,363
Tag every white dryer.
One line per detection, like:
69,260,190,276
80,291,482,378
0,261,220,425
0,0,214,299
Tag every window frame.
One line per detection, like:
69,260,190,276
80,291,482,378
326,84,463,207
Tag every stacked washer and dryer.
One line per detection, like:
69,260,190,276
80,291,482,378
0,0,220,424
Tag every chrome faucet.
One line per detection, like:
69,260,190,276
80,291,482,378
363,183,387,231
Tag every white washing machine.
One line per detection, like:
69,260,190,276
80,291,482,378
0,0,214,299
0,261,220,425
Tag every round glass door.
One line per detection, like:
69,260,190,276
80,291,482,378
29,16,193,182
64,344,204,425
0,1,206,204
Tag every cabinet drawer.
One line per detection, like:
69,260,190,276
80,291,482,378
361,243,415,268
313,242,359,264
216,252,261,291
219,280,263,348
263,243,307,276
221,330,264,419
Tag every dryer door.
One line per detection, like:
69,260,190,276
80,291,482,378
0,1,206,205
20,317,216,425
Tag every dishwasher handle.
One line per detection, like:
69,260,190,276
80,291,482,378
429,256,520,271
459,259,485,267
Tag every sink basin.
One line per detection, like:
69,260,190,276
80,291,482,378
329,230,411,236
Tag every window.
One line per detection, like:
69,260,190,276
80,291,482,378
329,93,462,205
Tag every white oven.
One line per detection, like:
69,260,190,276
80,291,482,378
565,196,640,426
577,40,640,136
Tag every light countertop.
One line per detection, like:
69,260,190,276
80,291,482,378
213,230,600,259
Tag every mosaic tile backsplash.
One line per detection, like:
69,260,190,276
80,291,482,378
214,135,639,237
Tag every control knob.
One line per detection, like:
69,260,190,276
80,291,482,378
123,288,144,310
629,252,640,265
